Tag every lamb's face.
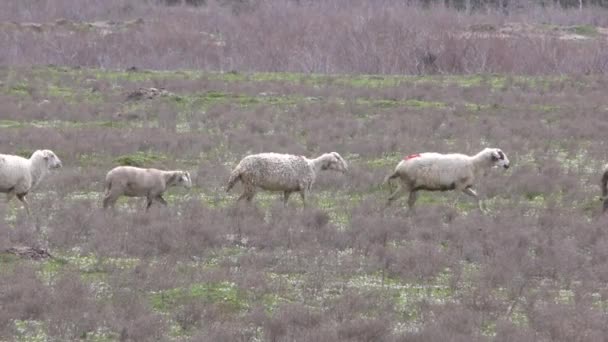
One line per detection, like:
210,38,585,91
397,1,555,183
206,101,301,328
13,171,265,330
42,150,62,169
325,152,348,173
490,149,509,169
177,171,193,189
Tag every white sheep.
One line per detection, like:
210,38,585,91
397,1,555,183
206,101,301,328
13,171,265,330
102,166,192,211
225,152,348,206
601,164,608,213
384,148,510,212
0,149,62,215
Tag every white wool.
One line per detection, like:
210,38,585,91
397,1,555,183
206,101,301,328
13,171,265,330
385,148,510,212
0,149,62,215
226,152,348,206
103,166,192,211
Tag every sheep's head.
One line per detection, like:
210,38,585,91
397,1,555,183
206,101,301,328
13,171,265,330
322,152,348,173
489,148,510,169
174,171,193,189
34,150,62,169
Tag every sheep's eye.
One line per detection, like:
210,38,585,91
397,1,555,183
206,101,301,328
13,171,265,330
491,154,498,161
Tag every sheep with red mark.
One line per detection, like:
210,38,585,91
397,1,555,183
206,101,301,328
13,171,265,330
384,148,510,213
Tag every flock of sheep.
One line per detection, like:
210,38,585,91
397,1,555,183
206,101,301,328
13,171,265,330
1,147,607,215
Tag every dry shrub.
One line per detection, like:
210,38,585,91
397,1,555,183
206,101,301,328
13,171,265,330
1,1,608,74
264,303,324,342
0,266,50,332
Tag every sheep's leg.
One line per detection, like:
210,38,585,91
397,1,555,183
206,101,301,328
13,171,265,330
237,192,255,202
462,187,478,198
245,192,256,202
283,191,292,206
102,194,118,209
239,188,256,202
299,191,307,208
237,185,256,203
16,194,30,216
406,191,418,214
156,195,168,206
146,196,155,211
462,187,485,211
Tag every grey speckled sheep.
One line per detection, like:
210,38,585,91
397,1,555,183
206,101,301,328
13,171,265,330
0,150,62,215
103,166,192,210
226,152,348,206
601,164,608,213
384,148,510,212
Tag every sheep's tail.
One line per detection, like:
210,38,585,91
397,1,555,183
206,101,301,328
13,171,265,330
104,176,112,195
383,170,400,191
226,168,242,193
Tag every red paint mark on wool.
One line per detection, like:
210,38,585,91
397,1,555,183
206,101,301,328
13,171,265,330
404,153,421,160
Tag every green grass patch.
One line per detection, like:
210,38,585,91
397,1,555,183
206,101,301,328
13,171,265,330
46,84,73,98
7,83,32,96
0,120,24,128
0,252,21,266
0,120,128,130
567,25,598,37
531,104,559,112
150,281,247,313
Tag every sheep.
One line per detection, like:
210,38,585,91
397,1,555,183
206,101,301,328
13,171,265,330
225,152,348,206
601,164,608,213
383,148,510,213
102,166,192,211
0,149,62,215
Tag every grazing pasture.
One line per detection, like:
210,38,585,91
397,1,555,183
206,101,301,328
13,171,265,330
2,1,608,340
1,65,608,341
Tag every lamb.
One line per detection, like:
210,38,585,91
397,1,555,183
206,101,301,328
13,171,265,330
601,164,608,213
102,166,192,211
225,152,348,206
384,148,510,213
0,149,62,215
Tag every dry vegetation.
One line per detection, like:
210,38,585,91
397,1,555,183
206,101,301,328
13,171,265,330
2,0,608,74
2,1,608,341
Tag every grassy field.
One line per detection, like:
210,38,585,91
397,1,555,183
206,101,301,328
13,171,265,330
1,65,608,341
